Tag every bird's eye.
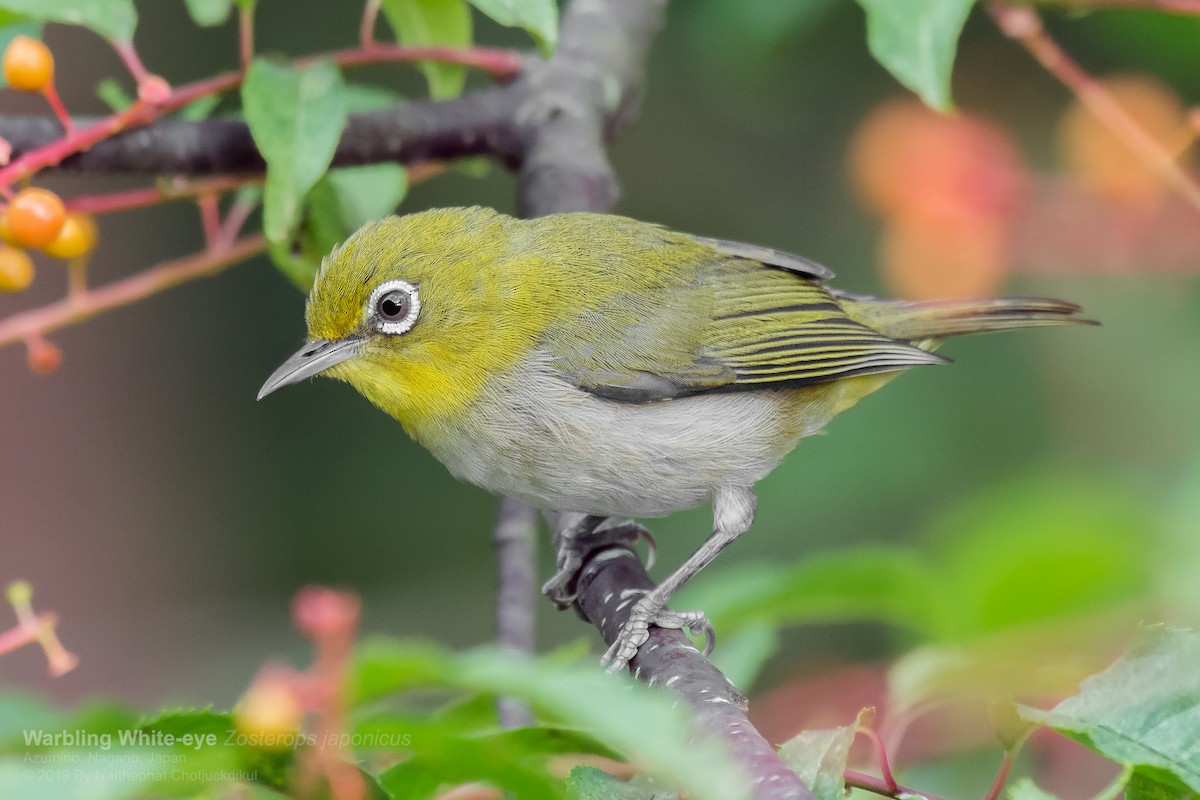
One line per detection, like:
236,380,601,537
378,290,408,321
368,279,420,335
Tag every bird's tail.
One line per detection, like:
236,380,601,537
835,292,1097,345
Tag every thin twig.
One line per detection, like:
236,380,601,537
492,497,538,729
845,769,952,800
0,234,266,348
988,2,1200,214
360,0,382,49
238,2,256,72
65,175,265,216
112,40,151,85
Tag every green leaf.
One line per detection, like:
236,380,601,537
241,58,347,244
0,0,136,42
777,708,872,800
854,0,973,111
381,0,472,99
1008,778,1063,800
1128,772,1199,800
677,549,942,638
96,77,134,112
467,0,556,56
183,0,232,26
708,623,779,692
567,766,656,800
351,639,751,800
177,93,221,121
1020,626,1200,793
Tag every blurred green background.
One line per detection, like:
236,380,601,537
2,0,1198,748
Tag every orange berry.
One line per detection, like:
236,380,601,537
0,211,18,246
1058,74,1189,207
849,99,1025,225
27,338,62,375
0,245,33,292
3,35,54,93
42,213,98,259
7,187,66,248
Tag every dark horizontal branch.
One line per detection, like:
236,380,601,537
0,86,526,175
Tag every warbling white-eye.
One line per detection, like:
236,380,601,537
259,207,1092,671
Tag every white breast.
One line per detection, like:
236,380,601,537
418,352,841,519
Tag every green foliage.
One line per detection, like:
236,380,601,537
1021,626,1200,794
777,709,870,800
242,57,348,288
1008,778,1063,800
182,0,232,27
0,0,135,41
467,0,558,56
566,766,660,800
854,0,973,111
381,0,473,100
95,77,133,111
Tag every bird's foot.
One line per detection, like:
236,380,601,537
600,593,715,674
542,517,656,609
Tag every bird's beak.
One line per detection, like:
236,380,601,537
257,337,363,400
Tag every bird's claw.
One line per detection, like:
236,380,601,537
543,517,656,610
541,551,582,609
600,595,714,673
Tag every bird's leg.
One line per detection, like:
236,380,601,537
600,486,756,673
542,513,655,608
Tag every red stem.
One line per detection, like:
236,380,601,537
238,3,255,71
65,175,265,216
0,234,266,347
844,769,951,800
112,40,150,84
981,750,1018,800
988,2,1200,214
197,192,221,247
41,83,75,134
360,0,382,49
859,727,898,793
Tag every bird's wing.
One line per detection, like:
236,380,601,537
545,242,944,403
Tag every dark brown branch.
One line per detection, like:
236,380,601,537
512,1,815,798
0,87,525,175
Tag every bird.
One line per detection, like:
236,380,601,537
258,206,1093,672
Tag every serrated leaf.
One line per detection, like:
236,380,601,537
381,0,472,100
855,0,973,111
467,0,556,56
242,58,347,244
351,639,751,800
567,766,655,800
325,164,408,230
96,78,134,112
0,0,136,42
1020,626,1200,793
183,0,232,26
778,708,872,800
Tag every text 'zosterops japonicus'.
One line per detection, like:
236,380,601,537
258,207,1093,671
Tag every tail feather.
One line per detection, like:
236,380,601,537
834,292,1097,343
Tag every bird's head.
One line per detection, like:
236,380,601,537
257,206,539,429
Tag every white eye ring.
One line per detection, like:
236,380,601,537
368,279,421,335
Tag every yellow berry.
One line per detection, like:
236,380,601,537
0,211,18,246
7,187,66,249
3,35,54,93
0,245,33,292
42,213,98,259
234,677,304,750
